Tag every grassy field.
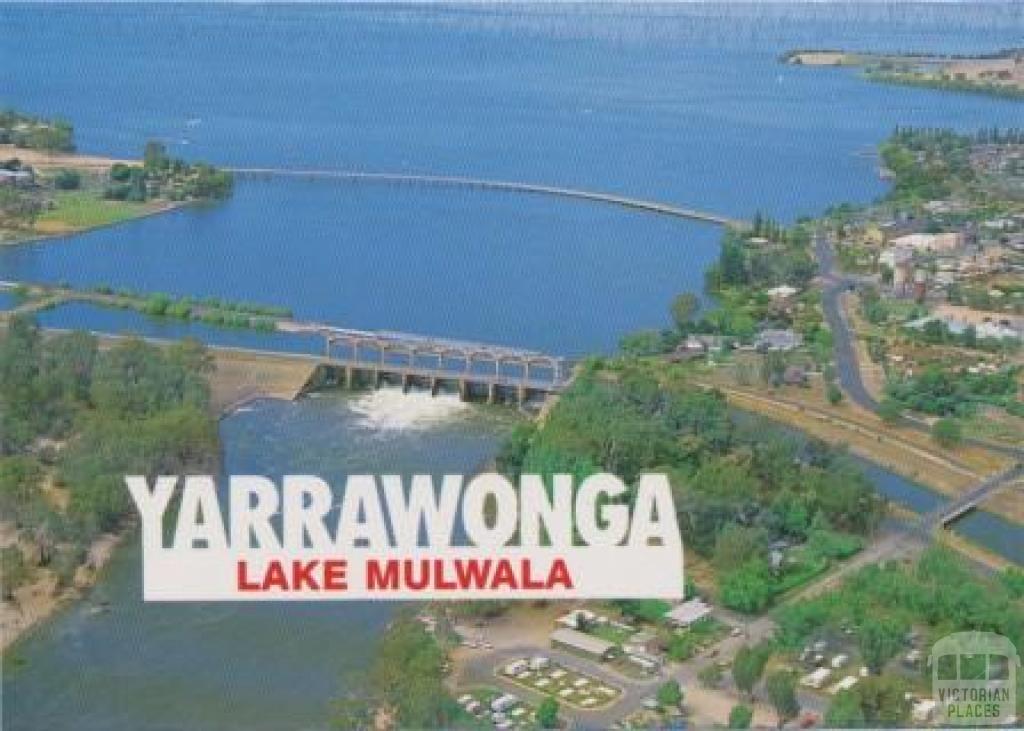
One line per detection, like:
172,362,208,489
963,407,1024,448
33,191,164,235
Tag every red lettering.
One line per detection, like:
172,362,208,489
522,559,546,590
548,558,573,589
237,560,261,591
434,559,457,590
367,559,399,590
291,560,320,590
455,559,491,588
262,560,288,591
404,559,430,590
491,559,518,590
323,560,348,590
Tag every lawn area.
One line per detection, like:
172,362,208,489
665,617,730,661
962,407,1024,448
34,191,163,233
588,622,636,646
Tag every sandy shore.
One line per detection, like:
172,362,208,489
0,144,135,170
0,529,122,652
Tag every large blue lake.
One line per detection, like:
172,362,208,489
1,4,1022,730
2,2,1022,353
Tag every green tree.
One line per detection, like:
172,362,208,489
358,616,458,728
699,664,723,688
0,546,31,600
719,560,775,613
536,697,559,728
53,169,81,190
931,418,962,448
858,616,905,673
732,644,770,698
761,350,787,386
827,383,844,406
143,140,169,170
671,292,699,331
728,704,753,729
619,329,665,357
713,524,769,573
858,675,910,726
825,690,866,728
765,670,799,729
656,679,684,709
877,397,903,424
0,455,42,509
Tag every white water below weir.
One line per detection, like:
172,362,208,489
348,387,472,431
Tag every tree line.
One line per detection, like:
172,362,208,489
0,317,219,597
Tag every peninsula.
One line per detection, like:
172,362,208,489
0,110,233,244
782,48,1024,98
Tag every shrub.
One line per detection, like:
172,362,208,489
53,169,81,190
931,417,962,447
728,704,753,729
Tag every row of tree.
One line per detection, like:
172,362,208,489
0,109,75,152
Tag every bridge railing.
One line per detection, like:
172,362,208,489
322,355,571,392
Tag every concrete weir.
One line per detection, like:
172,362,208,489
306,362,556,407
286,323,572,407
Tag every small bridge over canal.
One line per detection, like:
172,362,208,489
918,462,1024,533
227,167,748,228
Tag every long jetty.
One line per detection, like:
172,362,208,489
227,167,748,228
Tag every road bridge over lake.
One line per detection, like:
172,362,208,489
227,167,748,228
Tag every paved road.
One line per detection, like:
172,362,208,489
815,233,878,412
813,231,1023,521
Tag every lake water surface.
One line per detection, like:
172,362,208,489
2,3,1022,729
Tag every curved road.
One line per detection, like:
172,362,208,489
815,233,878,411
814,231,1023,524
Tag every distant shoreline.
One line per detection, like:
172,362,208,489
782,48,1024,99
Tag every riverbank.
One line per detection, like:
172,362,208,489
0,527,121,653
698,374,1023,525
